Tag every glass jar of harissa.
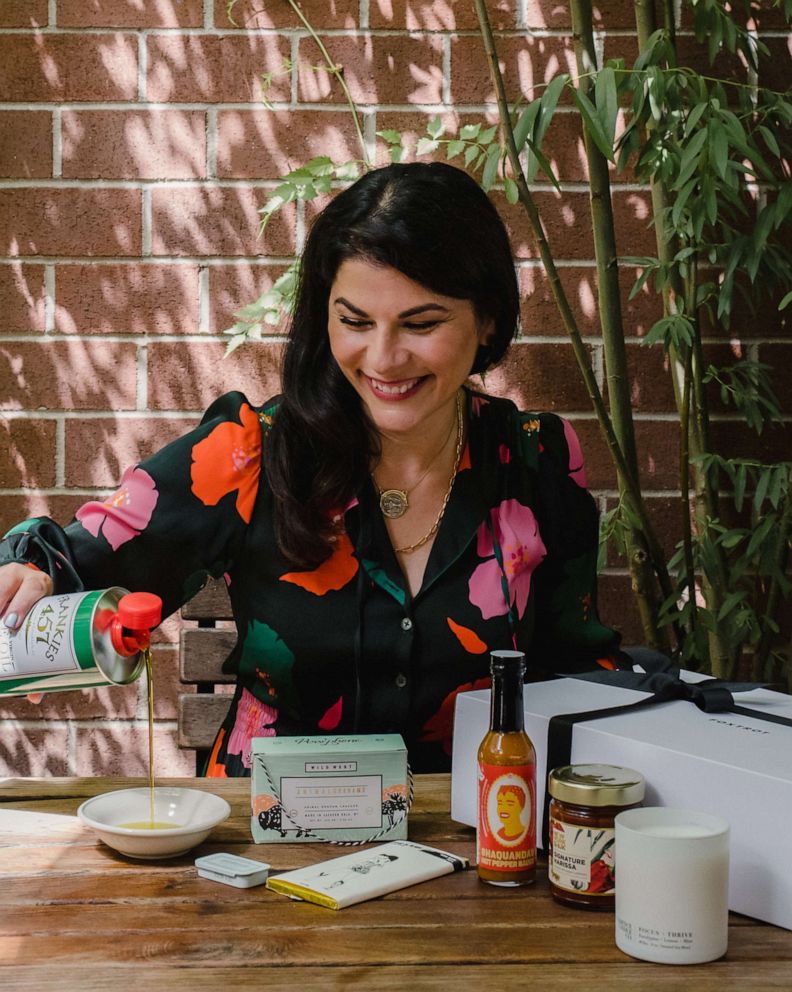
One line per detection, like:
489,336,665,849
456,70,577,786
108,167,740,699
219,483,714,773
547,763,645,911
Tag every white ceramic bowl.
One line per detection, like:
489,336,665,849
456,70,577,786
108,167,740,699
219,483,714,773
77,787,231,860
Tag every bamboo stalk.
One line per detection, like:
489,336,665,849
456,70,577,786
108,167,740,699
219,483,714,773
679,346,697,643
473,0,676,650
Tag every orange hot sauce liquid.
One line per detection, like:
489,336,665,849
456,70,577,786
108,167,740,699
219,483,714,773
477,651,536,887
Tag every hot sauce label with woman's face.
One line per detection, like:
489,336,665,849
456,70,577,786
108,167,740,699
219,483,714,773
477,765,536,872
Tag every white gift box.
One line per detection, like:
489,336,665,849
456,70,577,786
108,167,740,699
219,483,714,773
451,673,792,930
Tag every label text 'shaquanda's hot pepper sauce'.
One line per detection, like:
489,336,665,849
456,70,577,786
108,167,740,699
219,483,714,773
547,763,645,910
477,650,536,886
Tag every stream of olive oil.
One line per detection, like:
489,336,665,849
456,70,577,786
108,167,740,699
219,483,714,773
120,649,180,830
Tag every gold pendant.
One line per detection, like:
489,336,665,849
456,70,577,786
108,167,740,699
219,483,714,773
379,489,408,518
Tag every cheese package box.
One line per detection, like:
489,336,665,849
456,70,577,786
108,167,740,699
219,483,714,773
266,840,469,909
451,673,792,930
251,734,409,843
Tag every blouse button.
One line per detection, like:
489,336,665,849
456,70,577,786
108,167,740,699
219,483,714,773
395,673,408,689
400,617,413,631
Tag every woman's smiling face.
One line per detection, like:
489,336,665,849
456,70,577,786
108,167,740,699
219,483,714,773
327,259,492,440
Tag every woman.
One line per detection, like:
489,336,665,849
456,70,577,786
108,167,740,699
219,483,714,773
0,162,620,775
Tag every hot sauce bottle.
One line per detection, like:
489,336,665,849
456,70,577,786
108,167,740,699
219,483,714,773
477,650,536,886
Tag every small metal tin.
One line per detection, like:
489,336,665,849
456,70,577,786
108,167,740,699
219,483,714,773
195,853,271,888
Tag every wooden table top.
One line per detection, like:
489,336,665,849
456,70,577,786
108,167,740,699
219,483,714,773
1,775,790,990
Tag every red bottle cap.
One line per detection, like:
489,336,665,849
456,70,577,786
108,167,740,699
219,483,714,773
110,592,163,657
117,592,162,631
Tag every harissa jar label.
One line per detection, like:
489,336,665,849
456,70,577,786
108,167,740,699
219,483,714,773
549,817,616,895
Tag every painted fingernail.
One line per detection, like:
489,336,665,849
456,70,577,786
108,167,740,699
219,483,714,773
3,613,18,629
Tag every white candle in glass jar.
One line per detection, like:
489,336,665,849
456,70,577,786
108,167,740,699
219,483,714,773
615,807,730,965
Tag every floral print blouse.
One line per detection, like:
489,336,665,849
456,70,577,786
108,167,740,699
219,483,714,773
0,388,621,775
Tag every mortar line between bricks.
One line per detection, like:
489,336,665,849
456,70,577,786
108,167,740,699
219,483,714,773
0,25,787,38
204,0,213,31
0,256,296,266
206,107,218,178
141,188,152,255
48,0,56,27
43,265,55,333
0,179,656,193
442,35,451,105
198,265,210,333
51,108,61,178
359,0,370,31
1,330,786,345
138,31,148,102
0,409,775,424
0,102,632,114
136,342,148,410
55,416,65,488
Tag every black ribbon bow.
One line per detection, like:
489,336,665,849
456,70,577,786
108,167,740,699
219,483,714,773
541,656,789,847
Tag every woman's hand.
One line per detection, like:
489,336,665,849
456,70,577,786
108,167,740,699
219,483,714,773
0,562,53,630
0,564,53,704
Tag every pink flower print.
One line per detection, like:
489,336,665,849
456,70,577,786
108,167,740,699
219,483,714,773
468,499,547,621
226,687,277,769
498,444,511,464
563,419,588,488
75,465,158,552
470,395,490,416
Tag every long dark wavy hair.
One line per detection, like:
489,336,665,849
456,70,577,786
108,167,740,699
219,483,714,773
266,162,520,566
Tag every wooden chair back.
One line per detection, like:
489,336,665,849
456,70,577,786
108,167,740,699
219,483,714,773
178,578,236,771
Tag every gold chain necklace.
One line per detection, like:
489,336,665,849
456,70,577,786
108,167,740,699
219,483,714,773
375,401,458,520
391,392,464,556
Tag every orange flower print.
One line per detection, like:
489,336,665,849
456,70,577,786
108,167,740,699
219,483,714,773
447,617,487,654
280,532,359,595
191,403,261,523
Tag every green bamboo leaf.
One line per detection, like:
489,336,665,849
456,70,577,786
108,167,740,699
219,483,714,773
753,468,772,512
628,264,657,302
525,139,561,192
513,100,542,152
504,176,520,204
536,74,568,144
674,128,709,189
718,592,747,622
779,290,792,311
671,178,698,228
734,462,747,513
745,513,777,559
719,530,745,549
481,143,501,191
710,126,729,180
759,125,780,158
767,466,784,510
684,102,708,138
595,66,619,145
571,89,615,162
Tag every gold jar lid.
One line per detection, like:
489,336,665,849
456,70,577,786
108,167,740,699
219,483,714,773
548,763,645,806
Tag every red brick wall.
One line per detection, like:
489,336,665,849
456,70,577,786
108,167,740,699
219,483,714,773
0,1,789,775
